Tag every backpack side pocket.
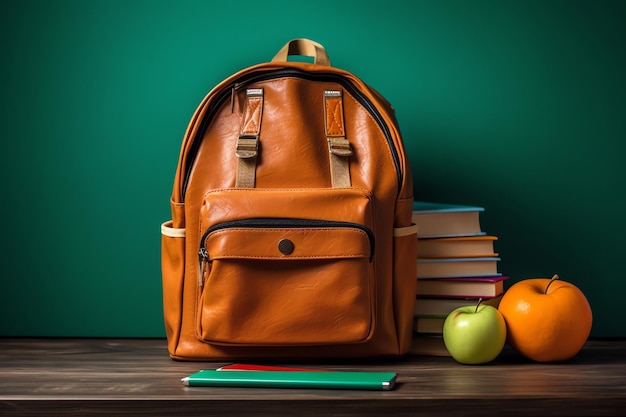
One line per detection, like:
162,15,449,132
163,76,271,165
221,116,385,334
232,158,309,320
161,221,186,355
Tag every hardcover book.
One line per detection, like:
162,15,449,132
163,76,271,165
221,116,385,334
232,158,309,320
412,201,485,238
417,235,498,259
416,276,509,298
413,317,446,334
417,257,500,279
414,294,503,317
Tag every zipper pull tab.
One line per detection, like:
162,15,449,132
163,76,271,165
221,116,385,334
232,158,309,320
231,82,245,113
198,247,209,287
230,85,235,113
230,82,243,113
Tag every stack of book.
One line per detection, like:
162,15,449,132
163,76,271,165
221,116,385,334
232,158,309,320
410,201,507,356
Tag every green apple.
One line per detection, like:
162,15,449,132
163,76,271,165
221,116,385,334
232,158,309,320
443,300,507,365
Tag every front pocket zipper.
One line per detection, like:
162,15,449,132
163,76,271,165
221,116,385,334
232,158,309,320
196,215,376,346
198,218,375,287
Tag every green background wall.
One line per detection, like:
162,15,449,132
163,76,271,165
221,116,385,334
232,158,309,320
2,0,624,338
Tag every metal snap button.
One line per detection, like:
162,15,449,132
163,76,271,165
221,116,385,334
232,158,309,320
278,238,295,255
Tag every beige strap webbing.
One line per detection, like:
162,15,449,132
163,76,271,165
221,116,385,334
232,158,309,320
324,90,352,188
235,88,264,188
271,38,331,66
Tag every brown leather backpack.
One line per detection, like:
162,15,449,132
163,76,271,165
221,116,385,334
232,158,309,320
161,39,417,360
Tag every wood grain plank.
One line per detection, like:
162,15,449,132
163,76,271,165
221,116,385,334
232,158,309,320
0,338,624,416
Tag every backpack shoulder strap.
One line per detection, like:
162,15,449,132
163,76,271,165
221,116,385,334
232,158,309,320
235,88,264,188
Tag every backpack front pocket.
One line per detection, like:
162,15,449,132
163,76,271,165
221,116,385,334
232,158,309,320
196,189,376,346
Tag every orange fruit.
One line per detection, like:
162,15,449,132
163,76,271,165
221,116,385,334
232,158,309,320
498,275,592,362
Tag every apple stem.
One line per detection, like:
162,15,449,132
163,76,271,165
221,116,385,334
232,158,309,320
545,274,560,294
475,298,483,314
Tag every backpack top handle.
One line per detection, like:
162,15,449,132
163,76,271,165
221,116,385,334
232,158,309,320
271,38,331,66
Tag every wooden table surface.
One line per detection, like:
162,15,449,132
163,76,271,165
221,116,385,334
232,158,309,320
0,338,624,416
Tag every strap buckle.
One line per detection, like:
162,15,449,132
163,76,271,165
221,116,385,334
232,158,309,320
328,137,353,157
235,135,259,158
